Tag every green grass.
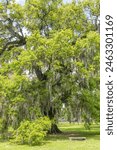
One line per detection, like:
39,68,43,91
0,123,100,150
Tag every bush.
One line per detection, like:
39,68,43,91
13,117,51,145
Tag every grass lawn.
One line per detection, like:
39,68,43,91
0,123,100,150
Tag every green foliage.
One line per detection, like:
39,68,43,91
0,0,100,134
13,117,51,145
0,118,3,131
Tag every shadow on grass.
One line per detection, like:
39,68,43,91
45,124,100,142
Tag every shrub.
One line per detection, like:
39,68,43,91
13,117,51,145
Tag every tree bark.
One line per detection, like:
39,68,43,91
49,123,62,134
43,106,62,134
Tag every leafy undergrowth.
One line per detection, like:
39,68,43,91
0,123,100,150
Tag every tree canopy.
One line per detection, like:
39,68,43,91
0,0,100,133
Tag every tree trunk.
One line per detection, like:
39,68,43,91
49,123,62,134
43,106,62,134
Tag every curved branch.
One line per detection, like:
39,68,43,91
0,38,26,55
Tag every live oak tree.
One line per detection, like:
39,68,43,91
0,0,100,134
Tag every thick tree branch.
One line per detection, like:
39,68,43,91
34,65,47,81
0,17,26,55
0,38,26,55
